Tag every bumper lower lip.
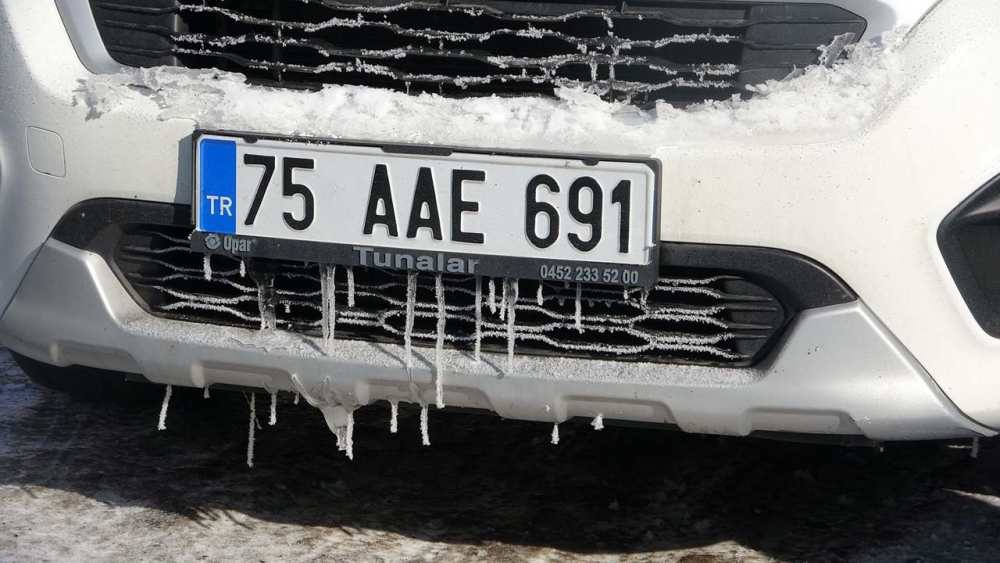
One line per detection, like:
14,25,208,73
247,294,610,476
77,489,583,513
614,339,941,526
0,239,992,441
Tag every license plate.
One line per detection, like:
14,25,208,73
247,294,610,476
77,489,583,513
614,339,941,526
191,132,660,287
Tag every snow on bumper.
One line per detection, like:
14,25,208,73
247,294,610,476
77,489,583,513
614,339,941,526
0,239,992,441
1,0,1000,430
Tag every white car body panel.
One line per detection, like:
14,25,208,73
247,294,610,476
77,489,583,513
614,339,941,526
1,0,998,436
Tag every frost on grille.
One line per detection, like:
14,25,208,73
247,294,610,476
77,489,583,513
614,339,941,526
115,225,786,367
89,0,866,106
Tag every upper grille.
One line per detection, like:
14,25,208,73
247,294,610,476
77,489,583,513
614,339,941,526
113,224,787,367
88,0,866,106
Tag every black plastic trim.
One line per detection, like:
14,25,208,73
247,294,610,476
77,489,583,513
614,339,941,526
938,174,1000,338
53,198,857,312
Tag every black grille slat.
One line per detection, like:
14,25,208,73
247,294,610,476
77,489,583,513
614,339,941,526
89,0,866,105
113,225,788,367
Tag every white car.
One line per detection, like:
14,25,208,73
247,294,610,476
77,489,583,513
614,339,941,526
1,0,998,450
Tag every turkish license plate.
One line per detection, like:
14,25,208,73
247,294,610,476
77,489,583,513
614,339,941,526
191,132,660,287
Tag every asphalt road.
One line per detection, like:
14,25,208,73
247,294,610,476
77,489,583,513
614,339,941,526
1,346,997,563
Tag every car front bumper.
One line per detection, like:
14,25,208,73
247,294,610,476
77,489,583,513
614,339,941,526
1,0,1000,437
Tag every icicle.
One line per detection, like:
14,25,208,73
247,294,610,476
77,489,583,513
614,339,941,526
574,282,583,332
284,302,291,314
247,394,256,468
157,384,172,431
203,386,210,399
390,400,399,434
293,392,300,405
536,283,544,306
591,414,604,430
344,410,355,460
499,278,509,321
269,392,277,426
420,404,431,446
404,272,417,371
203,255,212,281
257,274,276,331
346,267,356,307
972,437,980,459
434,274,446,409
320,265,337,353
506,279,518,376
474,276,483,363
239,259,246,278
488,278,497,314
551,423,560,445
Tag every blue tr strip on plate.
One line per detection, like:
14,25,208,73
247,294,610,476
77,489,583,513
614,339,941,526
199,138,237,234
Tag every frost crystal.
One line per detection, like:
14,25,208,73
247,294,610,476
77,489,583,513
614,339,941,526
420,404,431,446
434,274,446,409
320,265,337,353
404,272,417,371
157,384,172,431
203,254,212,281
551,423,560,445
390,400,399,434
591,414,604,430
269,392,277,426
247,393,256,468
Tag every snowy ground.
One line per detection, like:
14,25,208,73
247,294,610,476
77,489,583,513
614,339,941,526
1,346,998,563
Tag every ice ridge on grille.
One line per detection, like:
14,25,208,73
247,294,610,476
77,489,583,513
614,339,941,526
115,226,785,367
89,0,866,105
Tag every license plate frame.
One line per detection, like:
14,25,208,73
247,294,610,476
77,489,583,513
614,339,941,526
190,130,661,287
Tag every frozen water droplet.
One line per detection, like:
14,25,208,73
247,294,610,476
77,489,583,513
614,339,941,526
404,272,417,371
239,259,246,278
320,265,337,353
269,392,277,426
157,384,172,431
203,255,212,281
390,400,399,434
346,267,356,307
551,423,560,445
474,276,483,363
591,414,604,430
247,393,256,468
420,404,431,446
203,386,210,399
434,274,446,409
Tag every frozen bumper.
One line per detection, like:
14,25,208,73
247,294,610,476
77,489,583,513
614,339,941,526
2,0,1000,433
0,239,993,441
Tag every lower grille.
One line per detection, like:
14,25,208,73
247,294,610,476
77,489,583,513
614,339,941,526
113,224,787,367
88,0,866,106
